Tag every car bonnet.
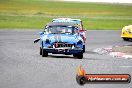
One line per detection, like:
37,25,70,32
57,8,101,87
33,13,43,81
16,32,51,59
46,34,78,44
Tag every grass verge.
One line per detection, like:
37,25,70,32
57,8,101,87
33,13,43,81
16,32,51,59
0,0,132,30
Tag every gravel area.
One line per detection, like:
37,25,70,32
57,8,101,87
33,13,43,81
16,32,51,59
112,45,132,55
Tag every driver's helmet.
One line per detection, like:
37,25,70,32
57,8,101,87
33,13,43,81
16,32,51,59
74,27,79,33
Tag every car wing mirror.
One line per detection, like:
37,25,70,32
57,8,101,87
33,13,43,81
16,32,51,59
34,38,40,43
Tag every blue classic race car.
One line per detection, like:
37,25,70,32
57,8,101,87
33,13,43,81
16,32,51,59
34,22,84,59
52,18,86,52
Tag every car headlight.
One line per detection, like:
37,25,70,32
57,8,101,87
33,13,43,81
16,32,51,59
77,40,82,44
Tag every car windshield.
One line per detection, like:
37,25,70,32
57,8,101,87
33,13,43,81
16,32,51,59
53,20,81,27
46,25,78,34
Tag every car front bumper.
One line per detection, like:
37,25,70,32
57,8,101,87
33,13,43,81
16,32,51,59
44,48,83,54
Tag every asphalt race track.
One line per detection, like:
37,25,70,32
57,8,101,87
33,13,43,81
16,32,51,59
0,30,132,88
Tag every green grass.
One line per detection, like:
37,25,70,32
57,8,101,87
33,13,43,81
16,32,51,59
0,15,52,29
0,0,132,30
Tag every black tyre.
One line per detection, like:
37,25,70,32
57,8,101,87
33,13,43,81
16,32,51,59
77,53,83,59
73,54,77,57
83,45,85,53
123,38,129,41
40,47,42,55
42,49,48,57
76,75,86,85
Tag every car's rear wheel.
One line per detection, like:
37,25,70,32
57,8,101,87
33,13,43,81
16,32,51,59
42,49,48,57
123,38,129,41
40,47,42,55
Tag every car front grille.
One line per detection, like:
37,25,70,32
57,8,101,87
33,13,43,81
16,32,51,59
53,42,73,48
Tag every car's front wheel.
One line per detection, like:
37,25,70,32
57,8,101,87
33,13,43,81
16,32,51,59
123,38,129,41
73,54,77,57
42,49,48,57
77,53,83,59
